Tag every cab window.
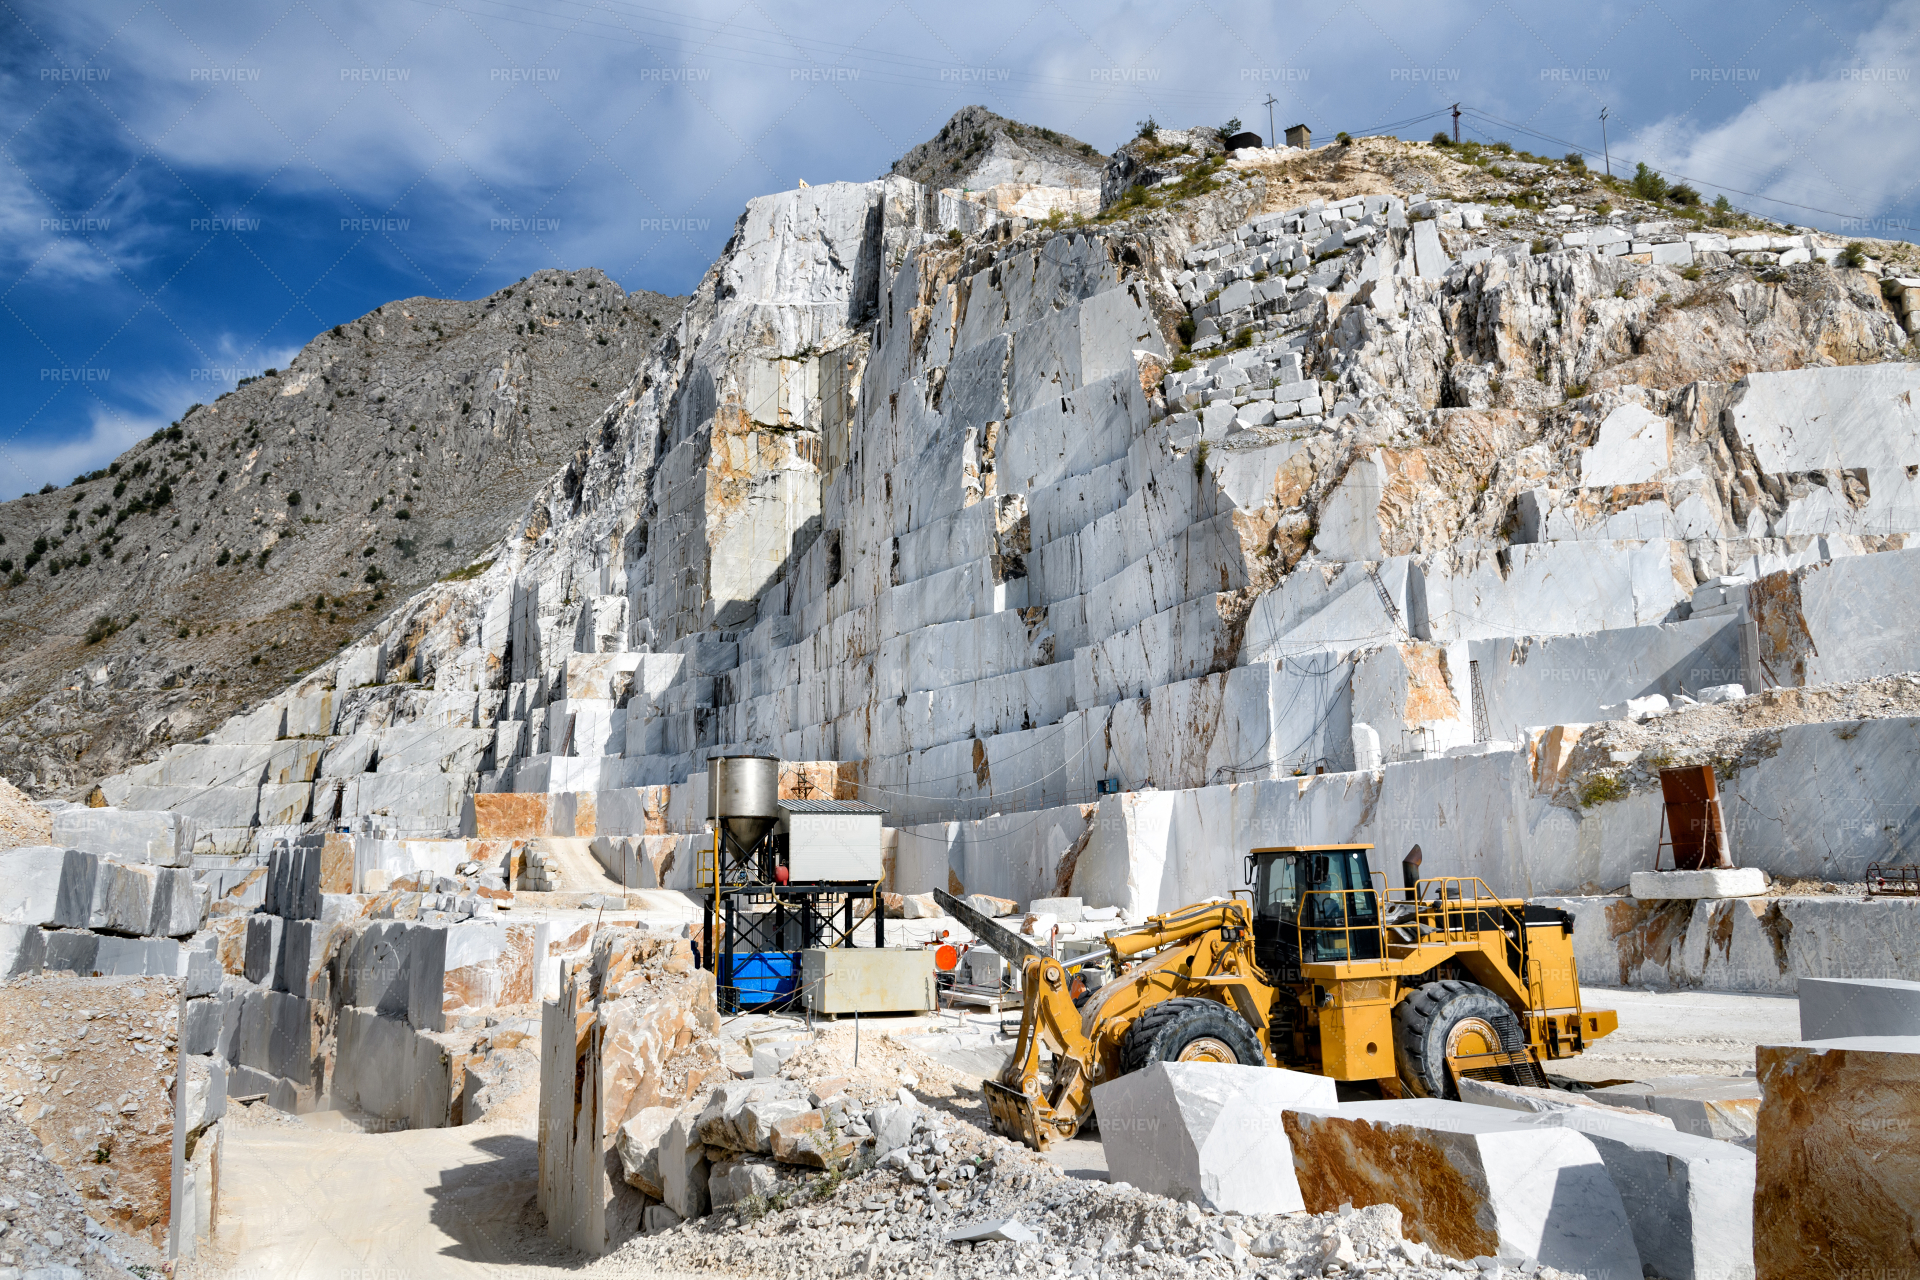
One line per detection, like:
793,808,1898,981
1255,856,1298,921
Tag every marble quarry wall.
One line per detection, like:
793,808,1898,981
82,165,1920,1000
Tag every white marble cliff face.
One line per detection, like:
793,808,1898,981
91,163,1920,929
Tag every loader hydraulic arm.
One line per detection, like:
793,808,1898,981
983,899,1262,1150
984,953,1094,1149
1109,900,1252,958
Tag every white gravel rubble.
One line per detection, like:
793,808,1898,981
590,1079,1595,1280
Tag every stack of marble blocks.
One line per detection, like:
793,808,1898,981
0,806,212,980
195,834,581,1127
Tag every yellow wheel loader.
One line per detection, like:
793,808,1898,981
938,844,1617,1151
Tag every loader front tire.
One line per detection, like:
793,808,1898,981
1392,980,1514,1099
1119,997,1265,1075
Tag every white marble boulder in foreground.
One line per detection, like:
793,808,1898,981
1754,1036,1920,1280
1525,1110,1754,1280
1091,1061,1336,1213
1283,1099,1642,1276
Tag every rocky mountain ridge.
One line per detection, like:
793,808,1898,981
0,268,683,797
889,104,1105,192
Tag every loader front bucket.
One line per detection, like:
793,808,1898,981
984,1077,1051,1148
984,1076,1084,1149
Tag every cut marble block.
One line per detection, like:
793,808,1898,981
1238,556,1421,662
319,734,378,778
375,723,492,775
50,807,195,867
430,920,542,1030
256,782,312,827
88,861,155,934
179,995,223,1055
184,935,222,996
284,688,335,737
89,862,204,938
211,701,287,744
1091,1062,1337,1213
1283,1099,1641,1276
1753,1036,1920,1280
202,864,268,910
337,920,415,1017
1527,1110,1753,1280
151,867,206,937
1630,868,1766,899
0,924,45,979
275,918,338,999
93,935,190,978
122,784,260,830
1538,892,1920,994
1797,976,1920,1040
40,929,98,974
218,982,321,1097
1455,1077,1673,1127
330,1005,455,1130
1585,1075,1761,1142
265,835,324,920
0,847,98,928
342,772,469,835
118,742,272,791
243,914,283,987
465,792,555,838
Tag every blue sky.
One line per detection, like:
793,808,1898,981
3,0,1916,498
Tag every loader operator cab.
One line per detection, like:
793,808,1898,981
1246,844,1384,981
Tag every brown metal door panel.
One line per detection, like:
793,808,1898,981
1659,764,1728,869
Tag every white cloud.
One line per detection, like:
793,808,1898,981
0,149,174,286
1631,0,1920,234
0,401,156,499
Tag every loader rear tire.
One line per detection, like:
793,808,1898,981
1119,997,1264,1075
1392,980,1514,1100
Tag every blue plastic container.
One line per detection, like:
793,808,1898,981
731,951,798,1004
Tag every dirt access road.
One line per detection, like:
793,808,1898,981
199,1109,585,1278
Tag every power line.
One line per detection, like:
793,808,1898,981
1456,107,1886,226
1343,106,1453,138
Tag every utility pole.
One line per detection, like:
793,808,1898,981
1599,106,1611,176
1451,102,1460,143
1263,93,1277,148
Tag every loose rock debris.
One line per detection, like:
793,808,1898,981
583,1001,1585,1280
0,975,181,1247
0,1102,151,1278
591,1088,1582,1280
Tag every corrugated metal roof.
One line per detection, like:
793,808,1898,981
778,798,886,815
